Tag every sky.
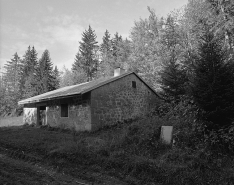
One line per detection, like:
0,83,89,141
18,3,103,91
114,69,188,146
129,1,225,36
0,0,188,71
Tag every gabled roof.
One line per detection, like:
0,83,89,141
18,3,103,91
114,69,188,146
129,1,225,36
18,71,160,105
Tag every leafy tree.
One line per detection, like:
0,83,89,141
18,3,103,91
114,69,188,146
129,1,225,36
191,24,234,128
207,0,234,51
78,25,99,81
160,15,188,101
129,7,163,90
60,66,74,87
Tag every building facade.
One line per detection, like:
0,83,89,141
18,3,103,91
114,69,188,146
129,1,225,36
19,70,161,131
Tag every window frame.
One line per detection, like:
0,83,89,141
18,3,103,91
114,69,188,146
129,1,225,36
61,104,69,118
132,81,136,88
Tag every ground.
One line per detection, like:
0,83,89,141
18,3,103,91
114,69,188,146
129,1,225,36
0,153,87,185
0,117,129,185
1,116,234,185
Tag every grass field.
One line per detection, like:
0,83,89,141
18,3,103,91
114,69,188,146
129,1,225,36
0,116,23,127
1,116,234,184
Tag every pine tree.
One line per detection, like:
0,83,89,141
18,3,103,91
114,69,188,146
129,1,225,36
99,30,113,77
72,51,83,72
2,53,22,115
37,49,54,94
100,30,111,55
191,25,234,128
78,25,99,81
21,46,39,98
160,60,187,101
51,66,60,90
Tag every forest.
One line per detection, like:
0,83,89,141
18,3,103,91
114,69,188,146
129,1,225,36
1,0,234,131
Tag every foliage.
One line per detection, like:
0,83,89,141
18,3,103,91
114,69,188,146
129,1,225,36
2,53,23,116
78,25,99,81
1,46,59,116
190,23,234,128
129,7,163,90
36,49,56,94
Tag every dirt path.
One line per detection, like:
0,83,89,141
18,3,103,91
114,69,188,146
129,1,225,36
0,153,91,185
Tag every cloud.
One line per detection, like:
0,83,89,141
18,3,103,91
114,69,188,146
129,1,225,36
1,24,28,40
47,6,54,13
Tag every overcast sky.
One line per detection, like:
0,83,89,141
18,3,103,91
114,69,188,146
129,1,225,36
0,0,188,71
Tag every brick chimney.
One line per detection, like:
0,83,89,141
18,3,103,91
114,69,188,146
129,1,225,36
114,67,125,77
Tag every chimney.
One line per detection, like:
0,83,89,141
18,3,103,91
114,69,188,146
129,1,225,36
114,67,125,77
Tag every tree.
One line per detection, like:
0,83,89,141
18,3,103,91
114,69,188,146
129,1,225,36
100,29,111,55
51,66,60,90
36,49,55,94
191,24,234,128
129,7,163,90
72,51,88,83
207,0,234,51
2,53,22,115
21,46,39,98
60,66,74,87
78,25,99,81
160,60,187,101
160,15,188,101
98,30,112,77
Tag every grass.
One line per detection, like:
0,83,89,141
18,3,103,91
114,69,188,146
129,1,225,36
1,116,234,184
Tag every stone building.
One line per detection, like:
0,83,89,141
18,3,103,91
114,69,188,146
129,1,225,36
18,69,161,131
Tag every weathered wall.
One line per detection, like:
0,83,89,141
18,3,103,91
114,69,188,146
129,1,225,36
46,96,91,131
91,74,161,130
23,107,37,125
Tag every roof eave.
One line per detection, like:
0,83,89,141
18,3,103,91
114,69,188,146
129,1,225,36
18,93,82,105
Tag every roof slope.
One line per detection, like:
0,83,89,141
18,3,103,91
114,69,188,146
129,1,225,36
18,71,160,105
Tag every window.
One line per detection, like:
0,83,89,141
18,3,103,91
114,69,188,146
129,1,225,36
61,104,68,117
132,81,136,88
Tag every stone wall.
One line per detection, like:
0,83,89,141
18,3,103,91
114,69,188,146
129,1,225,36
23,107,37,125
46,97,91,131
90,74,161,130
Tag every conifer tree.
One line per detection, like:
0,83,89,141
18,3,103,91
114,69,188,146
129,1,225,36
2,53,22,114
21,46,39,98
37,49,54,94
78,25,99,81
72,51,83,72
51,66,60,90
160,60,187,101
100,30,111,55
191,25,234,128
99,30,113,77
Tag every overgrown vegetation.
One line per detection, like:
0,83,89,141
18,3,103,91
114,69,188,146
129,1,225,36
1,103,234,184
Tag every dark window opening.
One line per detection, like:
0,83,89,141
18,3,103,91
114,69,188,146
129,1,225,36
61,104,68,117
132,81,136,88
40,106,46,110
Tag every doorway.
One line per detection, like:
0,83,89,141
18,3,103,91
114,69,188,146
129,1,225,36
39,106,46,126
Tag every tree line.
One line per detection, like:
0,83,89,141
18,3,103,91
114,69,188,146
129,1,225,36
0,47,59,116
1,0,234,133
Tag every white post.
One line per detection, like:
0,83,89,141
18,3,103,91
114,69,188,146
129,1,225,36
160,126,173,145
